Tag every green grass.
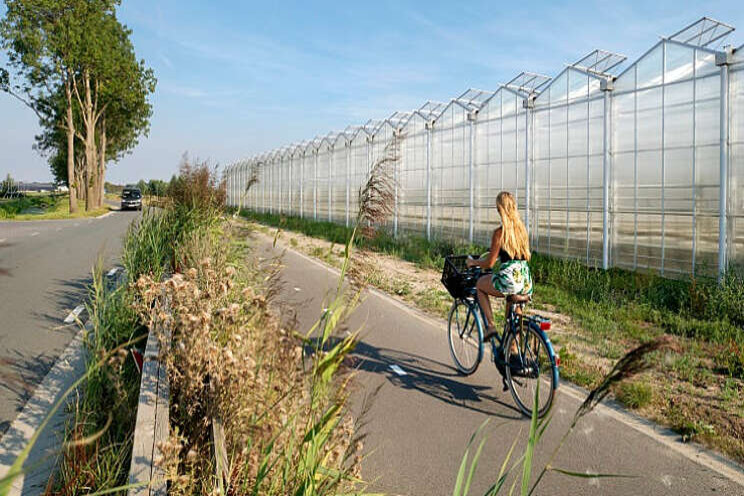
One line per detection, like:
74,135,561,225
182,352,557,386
615,380,653,409
0,194,109,220
48,262,145,494
242,209,744,373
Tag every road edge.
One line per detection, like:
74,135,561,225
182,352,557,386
0,321,90,495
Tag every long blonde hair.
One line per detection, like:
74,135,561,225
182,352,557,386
497,191,531,261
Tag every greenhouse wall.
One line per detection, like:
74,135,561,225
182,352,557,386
226,18,741,278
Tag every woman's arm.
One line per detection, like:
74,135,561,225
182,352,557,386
468,228,501,269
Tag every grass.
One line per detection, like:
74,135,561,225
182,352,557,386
241,209,744,463
0,194,109,220
46,263,145,495
614,380,653,409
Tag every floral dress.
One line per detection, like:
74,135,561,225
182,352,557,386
492,255,533,296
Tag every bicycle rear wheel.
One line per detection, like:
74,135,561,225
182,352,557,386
447,299,483,375
504,324,557,417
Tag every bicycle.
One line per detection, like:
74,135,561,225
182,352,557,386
441,255,560,417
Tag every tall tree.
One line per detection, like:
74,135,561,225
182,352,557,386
0,0,100,213
1,1,155,211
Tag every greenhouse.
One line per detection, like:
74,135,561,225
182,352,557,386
226,17,743,278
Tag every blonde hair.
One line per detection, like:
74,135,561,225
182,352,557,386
497,191,531,261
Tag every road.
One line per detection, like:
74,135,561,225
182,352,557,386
0,210,138,437
256,234,744,495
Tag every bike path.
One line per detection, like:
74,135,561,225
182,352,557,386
255,234,743,495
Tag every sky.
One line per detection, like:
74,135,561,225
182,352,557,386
1,0,743,184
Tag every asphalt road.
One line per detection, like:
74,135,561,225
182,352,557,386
256,234,744,496
0,209,138,437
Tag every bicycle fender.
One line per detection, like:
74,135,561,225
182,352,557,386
530,322,560,387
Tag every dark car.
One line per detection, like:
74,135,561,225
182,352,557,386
121,187,143,211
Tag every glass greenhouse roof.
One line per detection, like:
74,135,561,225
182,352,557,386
668,17,734,49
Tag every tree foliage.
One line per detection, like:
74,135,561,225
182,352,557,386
0,0,155,211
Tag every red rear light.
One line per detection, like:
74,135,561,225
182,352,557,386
555,355,561,367
540,321,551,331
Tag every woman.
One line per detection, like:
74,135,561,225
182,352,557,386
466,191,533,341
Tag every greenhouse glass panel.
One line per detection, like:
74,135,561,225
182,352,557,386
730,48,744,267
302,149,315,218
349,130,370,220
331,135,348,224
316,141,332,220
431,102,470,241
610,39,721,275
290,149,302,216
399,113,429,236
474,90,506,244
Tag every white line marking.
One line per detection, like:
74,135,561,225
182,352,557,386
107,267,119,277
0,238,5,243
63,305,85,324
389,364,407,376
96,211,114,219
267,234,744,486
30,232,39,236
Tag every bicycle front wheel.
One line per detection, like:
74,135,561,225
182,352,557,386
447,299,484,375
504,325,557,417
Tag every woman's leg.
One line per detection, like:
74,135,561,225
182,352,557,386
476,275,503,331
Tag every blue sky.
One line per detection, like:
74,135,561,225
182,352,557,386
1,0,742,183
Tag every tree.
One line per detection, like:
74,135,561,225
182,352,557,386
0,0,102,213
1,1,155,212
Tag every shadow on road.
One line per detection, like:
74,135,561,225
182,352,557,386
308,335,523,420
0,351,56,436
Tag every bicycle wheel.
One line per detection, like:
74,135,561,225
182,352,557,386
504,324,557,417
447,299,484,375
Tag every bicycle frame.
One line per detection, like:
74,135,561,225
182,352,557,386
462,285,560,387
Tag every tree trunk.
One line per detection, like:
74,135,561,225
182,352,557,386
83,70,97,211
75,155,85,200
64,79,78,214
97,118,106,208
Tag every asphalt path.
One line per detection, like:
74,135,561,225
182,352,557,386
255,233,743,496
0,209,138,437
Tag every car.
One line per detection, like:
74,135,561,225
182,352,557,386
121,186,143,211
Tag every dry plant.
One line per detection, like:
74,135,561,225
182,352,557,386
133,222,363,494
